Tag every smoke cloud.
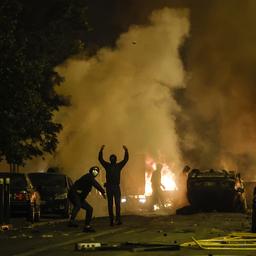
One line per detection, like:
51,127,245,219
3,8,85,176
5,0,255,183
42,0,256,182
85,0,256,179
105,1,256,179
176,0,256,178
51,8,189,182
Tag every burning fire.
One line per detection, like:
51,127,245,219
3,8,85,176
145,158,178,196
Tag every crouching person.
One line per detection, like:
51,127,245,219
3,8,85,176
68,166,106,232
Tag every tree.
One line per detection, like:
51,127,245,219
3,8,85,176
0,0,89,170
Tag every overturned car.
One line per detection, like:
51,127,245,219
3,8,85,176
187,169,247,212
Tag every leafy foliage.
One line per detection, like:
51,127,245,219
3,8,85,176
0,0,89,166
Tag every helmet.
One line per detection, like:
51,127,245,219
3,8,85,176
89,166,100,177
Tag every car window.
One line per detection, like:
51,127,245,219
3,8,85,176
10,174,27,190
29,173,66,188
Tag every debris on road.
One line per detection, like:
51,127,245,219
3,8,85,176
181,232,256,250
76,242,101,250
75,242,180,252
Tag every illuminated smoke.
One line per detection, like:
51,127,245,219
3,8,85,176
176,0,256,178
85,0,256,179
111,1,256,179
2,1,255,185
50,8,189,183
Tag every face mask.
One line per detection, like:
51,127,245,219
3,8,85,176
92,169,99,177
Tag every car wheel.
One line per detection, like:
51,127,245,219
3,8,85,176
27,205,35,223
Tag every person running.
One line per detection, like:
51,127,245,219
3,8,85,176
98,145,129,226
68,166,106,232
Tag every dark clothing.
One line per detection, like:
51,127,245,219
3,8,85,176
151,170,165,207
98,149,129,186
68,172,105,225
98,148,129,222
68,189,93,225
72,172,105,198
106,185,121,223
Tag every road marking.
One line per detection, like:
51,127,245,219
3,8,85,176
13,227,127,256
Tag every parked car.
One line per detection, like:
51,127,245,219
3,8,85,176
28,172,73,218
0,172,41,222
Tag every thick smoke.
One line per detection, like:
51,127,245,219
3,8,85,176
177,0,256,178
3,0,254,182
85,0,256,179
51,8,189,182
33,0,256,182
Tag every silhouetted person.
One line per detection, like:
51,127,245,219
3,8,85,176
68,166,106,232
98,145,129,226
151,163,165,209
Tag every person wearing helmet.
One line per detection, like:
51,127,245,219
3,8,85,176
98,145,129,226
68,166,106,232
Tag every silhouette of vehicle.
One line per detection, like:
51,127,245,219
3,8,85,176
0,172,41,222
28,172,73,218
187,169,247,212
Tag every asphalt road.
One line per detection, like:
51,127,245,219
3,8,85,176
0,212,254,256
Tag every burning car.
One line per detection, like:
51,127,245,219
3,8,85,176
187,169,247,212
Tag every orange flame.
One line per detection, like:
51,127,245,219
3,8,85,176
145,158,178,196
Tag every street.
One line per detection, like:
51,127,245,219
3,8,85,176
0,212,253,256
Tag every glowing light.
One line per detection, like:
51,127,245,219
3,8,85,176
161,164,178,191
153,204,160,211
139,198,147,204
121,198,127,203
145,158,178,196
145,171,153,195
